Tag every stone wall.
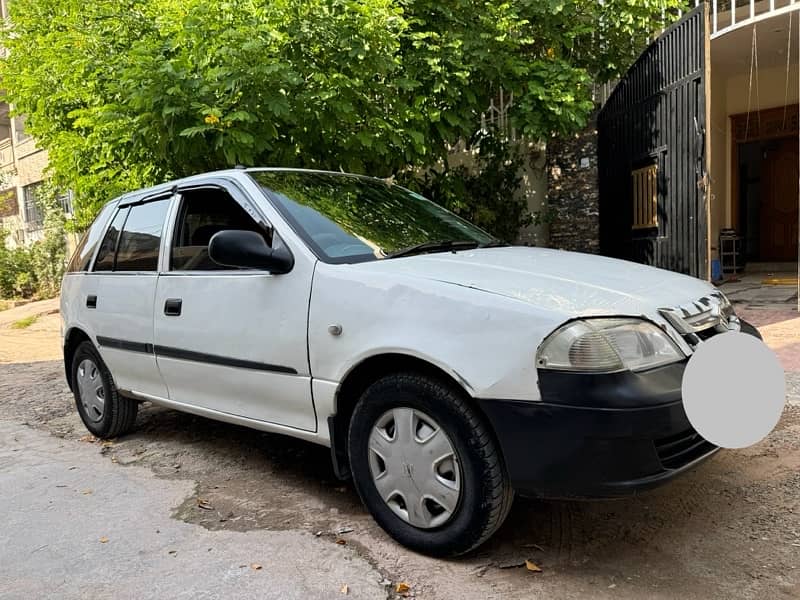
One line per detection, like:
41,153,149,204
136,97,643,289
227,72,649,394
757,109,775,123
545,115,600,254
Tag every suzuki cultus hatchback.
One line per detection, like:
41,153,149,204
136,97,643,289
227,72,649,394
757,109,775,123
61,168,761,556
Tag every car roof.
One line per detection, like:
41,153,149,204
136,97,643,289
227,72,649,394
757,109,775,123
107,167,389,207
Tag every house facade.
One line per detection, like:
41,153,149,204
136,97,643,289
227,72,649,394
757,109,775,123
548,0,799,282
0,106,56,248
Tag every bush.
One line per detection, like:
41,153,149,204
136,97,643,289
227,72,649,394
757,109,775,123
400,134,532,242
0,242,36,298
31,180,68,297
0,179,67,300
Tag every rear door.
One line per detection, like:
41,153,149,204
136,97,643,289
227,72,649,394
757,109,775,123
152,179,316,431
90,195,173,398
598,4,711,278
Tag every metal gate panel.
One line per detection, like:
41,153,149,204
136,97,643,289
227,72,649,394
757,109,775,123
598,5,710,279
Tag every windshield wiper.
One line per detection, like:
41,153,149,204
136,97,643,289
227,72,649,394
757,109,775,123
385,239,481,259
478,239,510,248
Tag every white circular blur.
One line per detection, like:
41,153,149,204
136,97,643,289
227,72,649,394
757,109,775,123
681,331,785,449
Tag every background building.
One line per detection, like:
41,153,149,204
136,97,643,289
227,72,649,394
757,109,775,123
0,0,70,249
548,0,799,285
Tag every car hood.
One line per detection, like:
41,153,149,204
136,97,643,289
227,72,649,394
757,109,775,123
354,246,715,318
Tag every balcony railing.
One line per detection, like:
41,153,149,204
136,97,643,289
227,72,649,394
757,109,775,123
0,137,12,167
684,0,800,38
594,0,799,108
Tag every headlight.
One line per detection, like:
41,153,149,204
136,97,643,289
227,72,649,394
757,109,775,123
536,318,685,373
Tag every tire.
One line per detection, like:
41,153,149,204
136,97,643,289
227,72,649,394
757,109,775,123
71,340,138,438
347,372,513,557
740,319,763,340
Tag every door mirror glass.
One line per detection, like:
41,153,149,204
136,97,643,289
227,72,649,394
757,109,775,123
208,230,294,273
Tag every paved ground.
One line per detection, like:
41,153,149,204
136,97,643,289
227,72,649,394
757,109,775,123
1,296,799,599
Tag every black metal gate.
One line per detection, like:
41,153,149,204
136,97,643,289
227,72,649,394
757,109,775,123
597,5,710,279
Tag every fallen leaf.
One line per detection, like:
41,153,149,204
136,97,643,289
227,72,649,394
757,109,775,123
196,499,213,510
396,582,410,594
335,538,347,545
101,441,114,448
110,455,118,463
79,435,97,443
99,537,109,543
340,584,349,595
250,563,262,571
525,560,542,572
81,489,93,495
168,550,177,556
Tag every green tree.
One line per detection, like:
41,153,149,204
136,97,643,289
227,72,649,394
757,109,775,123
30,180,68,297
399,133,532,241
1,0,686,229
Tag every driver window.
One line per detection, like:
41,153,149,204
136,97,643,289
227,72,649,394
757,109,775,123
171,188,269,271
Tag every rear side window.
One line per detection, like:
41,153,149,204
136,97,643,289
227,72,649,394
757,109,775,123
93,207,129,272
115,199,171,271
66,202,116,272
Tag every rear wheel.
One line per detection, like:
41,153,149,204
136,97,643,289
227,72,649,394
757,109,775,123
71,341,138,438
347,372,513,556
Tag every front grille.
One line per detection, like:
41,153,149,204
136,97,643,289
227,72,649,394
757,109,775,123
681,323,722,346
693,326,720,341
659,292,738,349
655,428,717,470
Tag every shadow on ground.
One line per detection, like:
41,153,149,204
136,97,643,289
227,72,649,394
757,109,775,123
2,359,799,599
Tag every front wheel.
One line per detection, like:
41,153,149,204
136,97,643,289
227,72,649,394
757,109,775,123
347,373,513,556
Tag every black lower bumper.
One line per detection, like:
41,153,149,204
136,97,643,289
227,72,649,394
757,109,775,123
477,361,718,499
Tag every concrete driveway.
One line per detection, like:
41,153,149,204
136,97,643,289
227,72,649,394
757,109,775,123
1,299,799,599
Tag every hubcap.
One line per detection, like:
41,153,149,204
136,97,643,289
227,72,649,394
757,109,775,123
76,359,105,423
368,408,462,529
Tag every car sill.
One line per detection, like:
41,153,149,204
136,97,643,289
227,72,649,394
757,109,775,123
120,389,326,446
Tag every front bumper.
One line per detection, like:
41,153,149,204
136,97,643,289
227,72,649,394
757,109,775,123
478,360,719,499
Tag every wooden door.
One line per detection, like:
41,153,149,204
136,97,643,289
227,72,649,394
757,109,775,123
760,138,799,262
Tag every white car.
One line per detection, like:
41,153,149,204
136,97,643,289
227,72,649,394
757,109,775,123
60,168,760,556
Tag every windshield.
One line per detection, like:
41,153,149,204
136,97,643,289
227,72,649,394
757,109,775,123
250,170,495,264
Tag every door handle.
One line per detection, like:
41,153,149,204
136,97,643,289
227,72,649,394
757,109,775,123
164,298,182,316
86,295,97,309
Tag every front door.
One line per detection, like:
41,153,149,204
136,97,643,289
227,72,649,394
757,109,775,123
761,138,799,261
152,181,316,431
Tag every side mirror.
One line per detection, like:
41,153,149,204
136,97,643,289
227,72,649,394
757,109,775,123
208,230,294,274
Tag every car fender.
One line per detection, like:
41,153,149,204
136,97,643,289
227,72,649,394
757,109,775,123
308,262,564,401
